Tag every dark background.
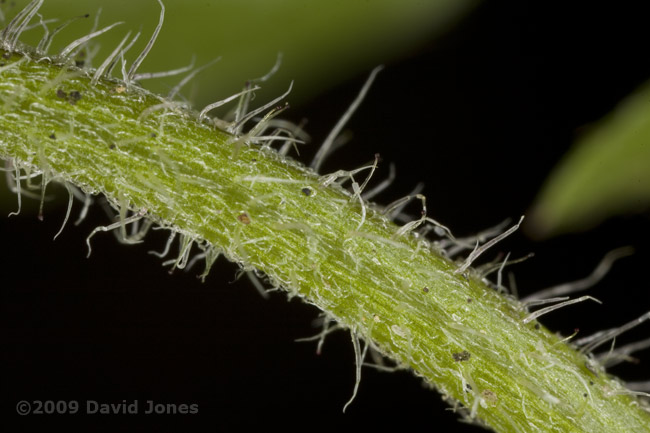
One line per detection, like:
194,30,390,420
2,2,650,432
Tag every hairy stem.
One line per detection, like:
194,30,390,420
1,47,649,432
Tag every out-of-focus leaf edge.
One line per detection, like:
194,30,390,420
526,80,650,239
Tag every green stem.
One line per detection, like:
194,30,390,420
1,47,649,432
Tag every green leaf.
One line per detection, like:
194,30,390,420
10,0,477,106
528,80,650,238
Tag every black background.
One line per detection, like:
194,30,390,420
2,2,650,432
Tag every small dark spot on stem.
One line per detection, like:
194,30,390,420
589,381,594,386
583,393,588,398
466,298,472,303
301,187,312,196
452,350,471,362
56,89,82,104
49,133,56,140
109,143,116,149
534,323,540,330
68,91,82,104
150,132,157,138
465,383,472,391
75,60,85,68
251,158,257,162
422,287,429,293
237,212,251,225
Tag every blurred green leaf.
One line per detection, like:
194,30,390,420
528,81,650,239
9,0,476,106
1,0,476,212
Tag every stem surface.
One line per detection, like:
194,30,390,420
1,48,649,432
